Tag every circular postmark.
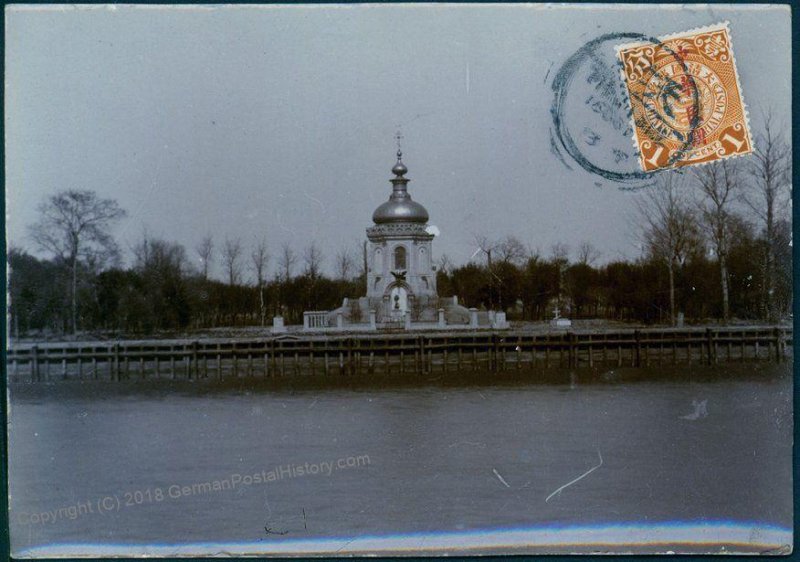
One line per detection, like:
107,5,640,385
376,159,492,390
550,32,701,185
641,58,727,152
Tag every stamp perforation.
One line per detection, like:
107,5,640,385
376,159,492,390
615,21,753,173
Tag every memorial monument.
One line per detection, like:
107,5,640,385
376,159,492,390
318,145,476,330
364,148,439,321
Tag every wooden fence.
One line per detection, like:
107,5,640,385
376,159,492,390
5,326,793,383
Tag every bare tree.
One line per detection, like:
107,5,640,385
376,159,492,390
250,239,270,325
549,242,570,264
635,173,699,325
438,253,454,276
473,234,499,310
195,235,214,280
743,111,792,321
133,233,188,275
472,234,527,310
525,246,543,266
335,247,355,281
473,234,493,261
577,242,601,266
131,227,151,270
692,160,740,322
549,243,570,312
303,242,324,279
222,237,243,286
278,243,297,282
29,189,126,334
496,235,528,265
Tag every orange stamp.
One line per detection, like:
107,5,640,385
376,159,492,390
616,22,752,172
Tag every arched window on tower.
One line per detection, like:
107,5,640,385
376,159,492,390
394,245,407,270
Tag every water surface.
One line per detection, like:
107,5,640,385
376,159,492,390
8,364,793,555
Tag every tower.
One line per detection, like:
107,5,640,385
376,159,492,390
366,149,438,320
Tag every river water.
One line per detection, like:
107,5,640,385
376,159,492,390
8,364,793,556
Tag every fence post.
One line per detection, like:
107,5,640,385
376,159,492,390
347,338,354,375
270,340,277,377
191,341,199,379
570,332,579,368
774,327,784,362
634,330,641,367
492,334,499,372
706,328,715,365
113,343,120,382
31,346,39,382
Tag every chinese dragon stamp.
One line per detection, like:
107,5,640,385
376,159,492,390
616,22,752,172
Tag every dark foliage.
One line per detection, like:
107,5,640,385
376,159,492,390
8,219,791,337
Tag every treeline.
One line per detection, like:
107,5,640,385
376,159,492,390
443,115,793,326
437,223,791,324
9,240,363,336
8,115,792,337
8,214,791,337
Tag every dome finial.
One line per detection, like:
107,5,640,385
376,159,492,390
392,129,407,176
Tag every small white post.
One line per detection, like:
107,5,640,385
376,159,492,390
369,310,377,330
336,312,344,329
438,308,446,328
404,311,412,330
469,308,478,328
303,312,311,330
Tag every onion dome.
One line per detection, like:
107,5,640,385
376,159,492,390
391,150,408,177
372,150,430,224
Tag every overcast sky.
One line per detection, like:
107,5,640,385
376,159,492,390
5,4,791,280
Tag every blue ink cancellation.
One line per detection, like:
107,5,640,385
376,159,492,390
550,32,701,187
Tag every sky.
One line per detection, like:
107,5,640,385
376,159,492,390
5,4,792,281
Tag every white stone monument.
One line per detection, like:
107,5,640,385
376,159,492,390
272,316,287,334
365,147,438,322
550,305,572,328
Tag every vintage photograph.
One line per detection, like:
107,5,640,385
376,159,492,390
5,3,793,556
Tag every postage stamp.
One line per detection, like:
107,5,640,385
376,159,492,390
616,22,752,172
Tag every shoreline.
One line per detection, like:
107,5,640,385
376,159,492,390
8,362,793,396
7,323,793,349
7,326,793,385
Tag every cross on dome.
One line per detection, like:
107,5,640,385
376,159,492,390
392,130,407,177
372,140,428,224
